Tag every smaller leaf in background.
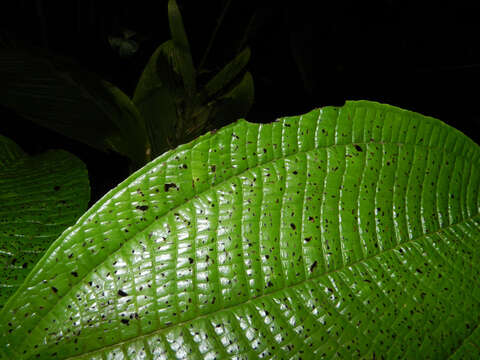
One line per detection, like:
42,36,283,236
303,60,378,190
199,47,251,102
134,1,254,158
206,71,254,130
0,134,90,309
0,134,25,168
183,71,254,142
97,81,150,167
167,0,196,98
0,49,149,166
133,40,182,157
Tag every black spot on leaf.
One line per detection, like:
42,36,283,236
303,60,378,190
164,183,178,192
118,290,128,297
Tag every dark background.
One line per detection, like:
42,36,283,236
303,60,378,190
1,0,480,204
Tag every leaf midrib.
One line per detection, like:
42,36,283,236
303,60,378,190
65,212,480,360
10,132,477,357
20,138,475,354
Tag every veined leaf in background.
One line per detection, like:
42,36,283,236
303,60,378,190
0,49,149,167
0,134,90,309
3,100,479,359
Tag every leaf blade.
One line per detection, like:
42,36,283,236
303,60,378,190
206,70,254,130
1,101,480,359
133,40,181,157
0,135,90,309
167,0,196,97
201,47,251,101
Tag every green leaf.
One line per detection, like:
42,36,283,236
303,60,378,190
206,70,254,130
133,40,182,157
0,134,90,309
167,0,196,98
0,134,25,168
1,100,480,359
0,49,149,166
99,81,150,168
168,70,254,154
200,47,251,101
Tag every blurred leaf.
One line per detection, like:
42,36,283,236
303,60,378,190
108,37,139,58
133,40,180,157
122,29,137,39
99,81,150,167
167,0,191,57
0,134,25,168
167,0,196,98
108,29,140,58
207,71,254,129
134,1,254,158
0,134,90,309
0,49,149,166
200,47,251,102
181,71,254,142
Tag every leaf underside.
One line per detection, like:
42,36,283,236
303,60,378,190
0,135,90,309
1,101,480,359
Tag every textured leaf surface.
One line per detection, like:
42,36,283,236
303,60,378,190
1,100,480,359
0,135,90,309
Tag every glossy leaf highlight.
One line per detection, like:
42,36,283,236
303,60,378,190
1,101,479,359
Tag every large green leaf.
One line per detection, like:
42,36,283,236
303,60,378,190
0,49,149,166
1,100,480,359
0,134,90,309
